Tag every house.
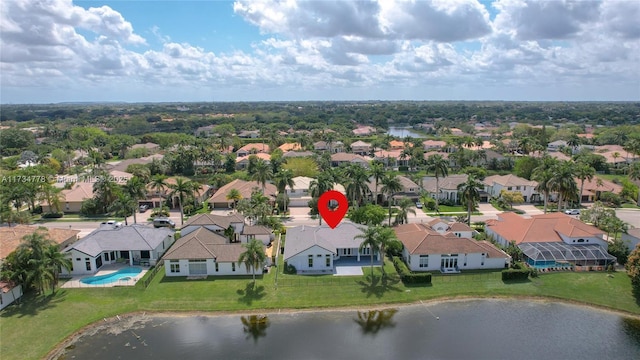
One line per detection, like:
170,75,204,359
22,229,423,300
485,212,615,270
421,174,468,204
330,153,370,168
236,143,270,157
62,224,174,275
181,213,273,245
370,175,420,204
394,223,510,273
143,177,212,209
284,223,377,274
130,142,160,153
483,174,540,203
105,153,164,172
621,228,640,252
236,153,271,170
313,141,344,153
163,227,262,277
373,149,406,168
0,225,80,265
352,126,376,136
286,176,346,207
547,140,567,152
389,140,406,150
576,177,623,203
194,124,217,137
350,140,372,156
278,143,303,152
425,219,476,238
207,179,277,209
422,140,447,151
282,151,314,158
44,181,93,213
0,282,23,310
238,130,260,138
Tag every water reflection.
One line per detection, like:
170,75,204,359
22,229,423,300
622,317,640,344
241,315,270,343
353,309,398,335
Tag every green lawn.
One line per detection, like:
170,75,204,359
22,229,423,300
1,263,639,360
424,204,482,215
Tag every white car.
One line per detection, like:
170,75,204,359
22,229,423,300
415,202,423,209
564,209,580,215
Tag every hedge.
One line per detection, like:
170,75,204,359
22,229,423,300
501,268,530,281
41,212,63,219
392,256,432,284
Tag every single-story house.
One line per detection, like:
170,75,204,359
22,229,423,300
163,227,261,277
576,176,623,203
236,143,270,157
284,223,376,274
394,223,510,273
207,179,277,209
282,151,314,158
423,140,447,151
278,143,303,152
286,177,346,207
0,225,80,265
62,224,174,275
313,141,344,153
130,142,160,153
621,228,640,252
330,153,370,168
352,126,376,136
0,282,23,310
181,213,273,245
236,153,271,170
485,212,615,270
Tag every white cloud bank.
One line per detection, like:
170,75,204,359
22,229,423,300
1,0,638,102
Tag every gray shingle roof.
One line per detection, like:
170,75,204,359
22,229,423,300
182,213,245,229
162,227,253,262
67,225,172,257
284,223,366,260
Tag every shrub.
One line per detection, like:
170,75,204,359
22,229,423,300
41,212,63,219
284,263,297,274
392,256,432,284
501,268,530,281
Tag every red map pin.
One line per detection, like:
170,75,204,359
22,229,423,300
317,190,349,229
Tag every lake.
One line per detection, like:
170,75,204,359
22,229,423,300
56,299,640,360
387,126,423,138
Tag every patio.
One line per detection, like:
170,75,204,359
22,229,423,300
61,263,149,289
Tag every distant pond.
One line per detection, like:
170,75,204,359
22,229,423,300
56,300,640,360
386,126,423,138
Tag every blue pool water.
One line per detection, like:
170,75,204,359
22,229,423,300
80,267,142,285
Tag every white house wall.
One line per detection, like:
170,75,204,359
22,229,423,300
285,245,333,272
164,259,253,277
0,284,23,310
404,251,508,272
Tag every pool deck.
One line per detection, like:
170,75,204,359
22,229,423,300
61,263,149,288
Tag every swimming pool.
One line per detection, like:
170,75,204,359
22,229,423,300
80,267,142,285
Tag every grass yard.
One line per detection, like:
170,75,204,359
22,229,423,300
424,204,482,215
1,262,639,360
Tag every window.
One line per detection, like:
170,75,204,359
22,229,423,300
516,186,521,190
85,260,91,271
141,250,150,259
326,255,331,267
419,255,429,268
308,255,313,268
577,239,585,243
232,263,236,272
507,187,512,190
170,262,180,273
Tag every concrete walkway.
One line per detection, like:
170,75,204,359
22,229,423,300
334,266,364,276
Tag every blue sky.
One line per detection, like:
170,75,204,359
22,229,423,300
1,0,639,103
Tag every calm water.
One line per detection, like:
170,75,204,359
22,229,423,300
387,126,423,138
59,300,640,360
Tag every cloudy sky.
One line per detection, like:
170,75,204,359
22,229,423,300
1,0,639,103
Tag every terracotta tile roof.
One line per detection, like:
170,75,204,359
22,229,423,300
486,212,604,245
0,281,17,293
576,177,622,196
236,153,271,162
350,140,372,147
61,182,94,203
207,179,277,204
331,153,368,162
0,225,80,259
483,174,537,187
394,224,506,257
278,143,302,151
163,227,248,262
422,140,446,148
237,143,270,154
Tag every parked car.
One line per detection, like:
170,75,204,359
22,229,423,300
564,209,580,215
153,217,176,229
139,204,149,212
415,202,423,209
101,220,122,228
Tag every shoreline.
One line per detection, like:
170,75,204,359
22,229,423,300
45,295,640,360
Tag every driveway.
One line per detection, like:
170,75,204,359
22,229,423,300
512,204,544,217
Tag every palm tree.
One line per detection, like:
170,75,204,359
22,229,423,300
238,239,266,286
252,159,273,193
93,172,119,213
342,164,370,207
574,162,595,208
381,175,403,226
18,230,51,294
369,162,385,205
457,175,482,225
356,227,381,279
124,177,147,224
150,174,168,210
629,162,640,206
109,192,136,225
226,188,243,211
549,161,578,212
43,244,71,294
273,169,295,213
375,226,397,278
169,177,197,226
426,154,449,211
532,156,558,213
309,172,335,225
395,197,416,225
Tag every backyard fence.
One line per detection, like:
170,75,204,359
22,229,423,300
431,272,502,283
142,261,164,289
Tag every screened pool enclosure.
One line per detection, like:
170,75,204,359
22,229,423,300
519,242,615,269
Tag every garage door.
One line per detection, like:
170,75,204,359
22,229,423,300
189,261,207,275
